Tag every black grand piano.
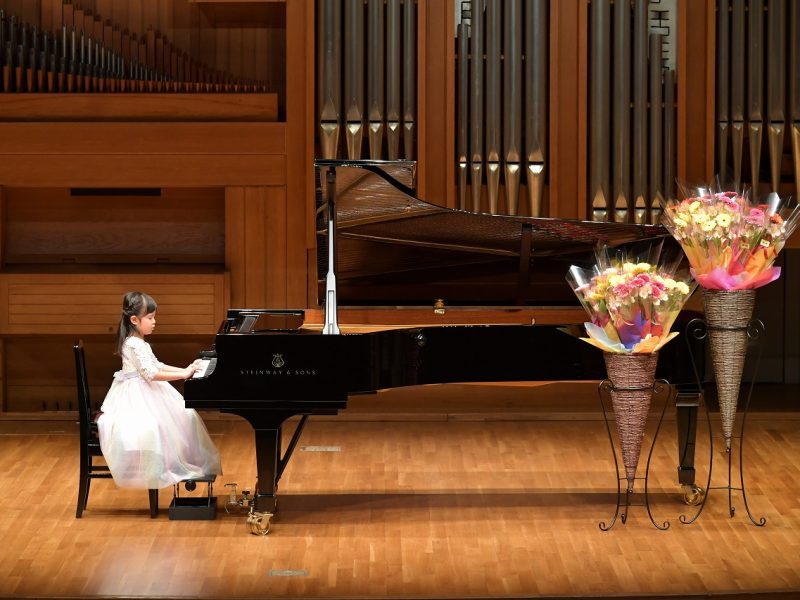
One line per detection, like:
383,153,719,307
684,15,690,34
185,160,703,531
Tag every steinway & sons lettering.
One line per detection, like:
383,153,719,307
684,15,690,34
239,368,318,376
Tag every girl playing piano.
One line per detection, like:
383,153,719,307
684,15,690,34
97,291,221,489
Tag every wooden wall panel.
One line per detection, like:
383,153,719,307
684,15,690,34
678,0,715,185
0,94,278,121
0,273,228,336
4,336,212,412
264,186,288,308
224,186,246,308
0,339,4,412
418,0,455,208
549,0,587,219
287,0,313,308
0,186,5,269
4,187,224,264
225,186,288,310
0,122,285,155
0,155,285,188
242,187,267,306
0,123,286,187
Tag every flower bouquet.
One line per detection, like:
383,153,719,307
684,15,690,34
661,183,800,447
567,243,696,490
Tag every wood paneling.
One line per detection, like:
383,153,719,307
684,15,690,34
0,273,228,335
0,122,286,155
0,186,5,269
549,0,587,219
677,0,716,184
0,94,278,122
4,187,224,264
418,0,455,208
225,186,288,309
0,154,285,188
3,335,214,412
286,0,313,308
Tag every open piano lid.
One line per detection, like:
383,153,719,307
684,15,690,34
315,160,669,306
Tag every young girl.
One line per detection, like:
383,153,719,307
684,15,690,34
97,291,222,489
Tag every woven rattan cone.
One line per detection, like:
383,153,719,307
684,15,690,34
702,289,756,449
603,352,658,490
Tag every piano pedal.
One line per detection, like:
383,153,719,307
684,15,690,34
223,483,253,514
247,508,273,536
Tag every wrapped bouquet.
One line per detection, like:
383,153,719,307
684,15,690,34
566,242,697,494
661,184,800,290
661,182,799,448
566,243,696,354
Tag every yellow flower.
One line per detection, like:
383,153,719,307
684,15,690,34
689,200,701,212
608,274,625,286
716,213,731,228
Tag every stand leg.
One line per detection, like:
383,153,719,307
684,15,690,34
737,321,767,526
598,380,623,531
643,380,672,530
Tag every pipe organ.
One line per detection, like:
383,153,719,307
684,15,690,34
717,0,800,198
589,0,676,224
456,0,548,216
317,0,417,161
0,0,274,94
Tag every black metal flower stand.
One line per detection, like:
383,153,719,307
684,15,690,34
680,317,767,527
597,376,674,531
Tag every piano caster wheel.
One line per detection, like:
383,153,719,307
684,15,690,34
682,484,704,506
247,510,273,536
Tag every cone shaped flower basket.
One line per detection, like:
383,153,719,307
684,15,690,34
702,289,756,449
603,352,659,491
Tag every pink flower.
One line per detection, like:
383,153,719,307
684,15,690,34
745,208,765,226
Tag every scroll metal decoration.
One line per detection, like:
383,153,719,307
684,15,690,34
456,0,548,217
589,0,676,224
317,0,417,161
716,0,800,199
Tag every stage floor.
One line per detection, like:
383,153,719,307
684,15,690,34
1,395,799,599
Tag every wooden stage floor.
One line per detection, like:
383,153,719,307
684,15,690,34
1,383,799,599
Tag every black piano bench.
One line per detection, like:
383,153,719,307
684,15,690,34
168,475,217,520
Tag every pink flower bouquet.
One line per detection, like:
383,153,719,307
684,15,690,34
661,184,800,290
566,244,696,354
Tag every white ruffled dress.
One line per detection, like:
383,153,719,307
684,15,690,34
97,336,221,489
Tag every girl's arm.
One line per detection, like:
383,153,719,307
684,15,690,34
152,361,201,381
151,365,197,382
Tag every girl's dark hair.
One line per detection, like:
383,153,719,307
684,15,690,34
116,291,157,355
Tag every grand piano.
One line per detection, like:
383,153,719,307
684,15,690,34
184,160,703,532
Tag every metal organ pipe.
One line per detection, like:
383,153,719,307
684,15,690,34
717,1,798,198
367,0,385,160
344,0,364,160
503,0,522,216
589,0,611,221
525,0,547,218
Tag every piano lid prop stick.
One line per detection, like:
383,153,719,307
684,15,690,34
323,168,340,335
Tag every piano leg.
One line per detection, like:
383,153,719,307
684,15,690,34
253,427,281,513
675,391,704,505
224,410,314,516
